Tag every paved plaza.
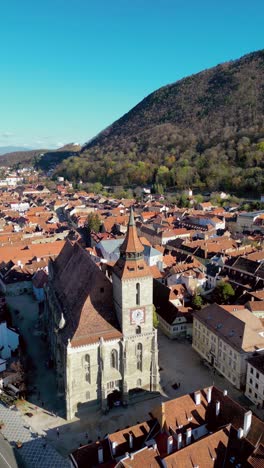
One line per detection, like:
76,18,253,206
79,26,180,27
2,294,261,462
0,404,70,467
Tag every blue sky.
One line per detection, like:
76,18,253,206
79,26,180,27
0,0,263,149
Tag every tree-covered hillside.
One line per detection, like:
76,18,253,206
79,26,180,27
55,50,264,194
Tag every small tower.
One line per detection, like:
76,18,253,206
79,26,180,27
112,208,154,337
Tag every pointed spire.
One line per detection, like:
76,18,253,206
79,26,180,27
128,206,135,226
120,207,144,257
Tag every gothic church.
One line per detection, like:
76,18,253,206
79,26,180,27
45,209,159,419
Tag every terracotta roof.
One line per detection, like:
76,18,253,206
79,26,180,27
120,446,161,467
247,443,264,467
120,209,144,255
164,426,230,467
113,257,152,280
52,240,122,347
247,301,264,312
194,304,264,352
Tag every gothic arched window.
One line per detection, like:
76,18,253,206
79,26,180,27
137,378,142,387
136,283,140,305
111,349,118,370
84,354,91,383
136,325,141,335
136,343,143,371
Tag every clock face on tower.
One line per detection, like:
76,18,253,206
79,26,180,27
130,307,145,325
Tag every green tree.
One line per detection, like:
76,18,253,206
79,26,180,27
85,212,101,233
153,305,159,329
214,281,235,304
192,293,203,310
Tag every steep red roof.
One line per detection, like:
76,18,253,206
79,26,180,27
120,209,144,255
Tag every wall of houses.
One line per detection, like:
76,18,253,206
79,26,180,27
245,362,264,407
192,317,247,389
157,314,191,339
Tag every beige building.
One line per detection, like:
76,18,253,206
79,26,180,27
245,354,264,408
192,304,264,389
45,209,159,419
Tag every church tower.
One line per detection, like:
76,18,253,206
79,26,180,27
112,208,154,336
112,208,159,400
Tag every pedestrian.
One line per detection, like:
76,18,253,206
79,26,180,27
56,427,60,439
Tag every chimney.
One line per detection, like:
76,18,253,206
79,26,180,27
243,411,252,436
194,391,201,405
129,432,133,450
167,435,173,455
98,446,104,464
161,402,166,431
216,401,220,416
186,428,192,445
237,428,244,439
112,441,118,456
177,433,182,450
207,387,212,403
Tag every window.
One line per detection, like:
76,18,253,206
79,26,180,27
136,343,143,371
85,372,90,383
249,388,252,394
255,393,258,398
137,378,142,387
136,283,140,305
250,367,253,374
255,383,259,390
111,349,118,370
219,351,222,358
250,378,253,384
84,354,91,383
256,372,259,379
136,325,141,335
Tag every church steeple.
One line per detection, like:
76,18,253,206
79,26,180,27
119,208,144,260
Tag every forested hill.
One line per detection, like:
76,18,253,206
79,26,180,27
59,50,263,193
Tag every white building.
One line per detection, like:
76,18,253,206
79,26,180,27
193,304,264,389
245,354,264,408
0,322,19,360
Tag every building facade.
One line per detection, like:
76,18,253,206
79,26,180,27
245,354,264,408
192,304,264,390
45,209,159,419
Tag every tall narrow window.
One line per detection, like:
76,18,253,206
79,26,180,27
84,354,91,383
136,283,140,305
111,349,118,370
136,343,143,371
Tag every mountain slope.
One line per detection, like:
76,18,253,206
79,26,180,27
0,144,81,169
56,51,264,193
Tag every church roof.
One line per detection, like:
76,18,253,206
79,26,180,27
120,208,144,254
52,240,122,347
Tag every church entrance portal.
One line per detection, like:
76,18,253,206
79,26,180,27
107,389,122,408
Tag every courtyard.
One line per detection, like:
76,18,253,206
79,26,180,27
2,293,256,459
